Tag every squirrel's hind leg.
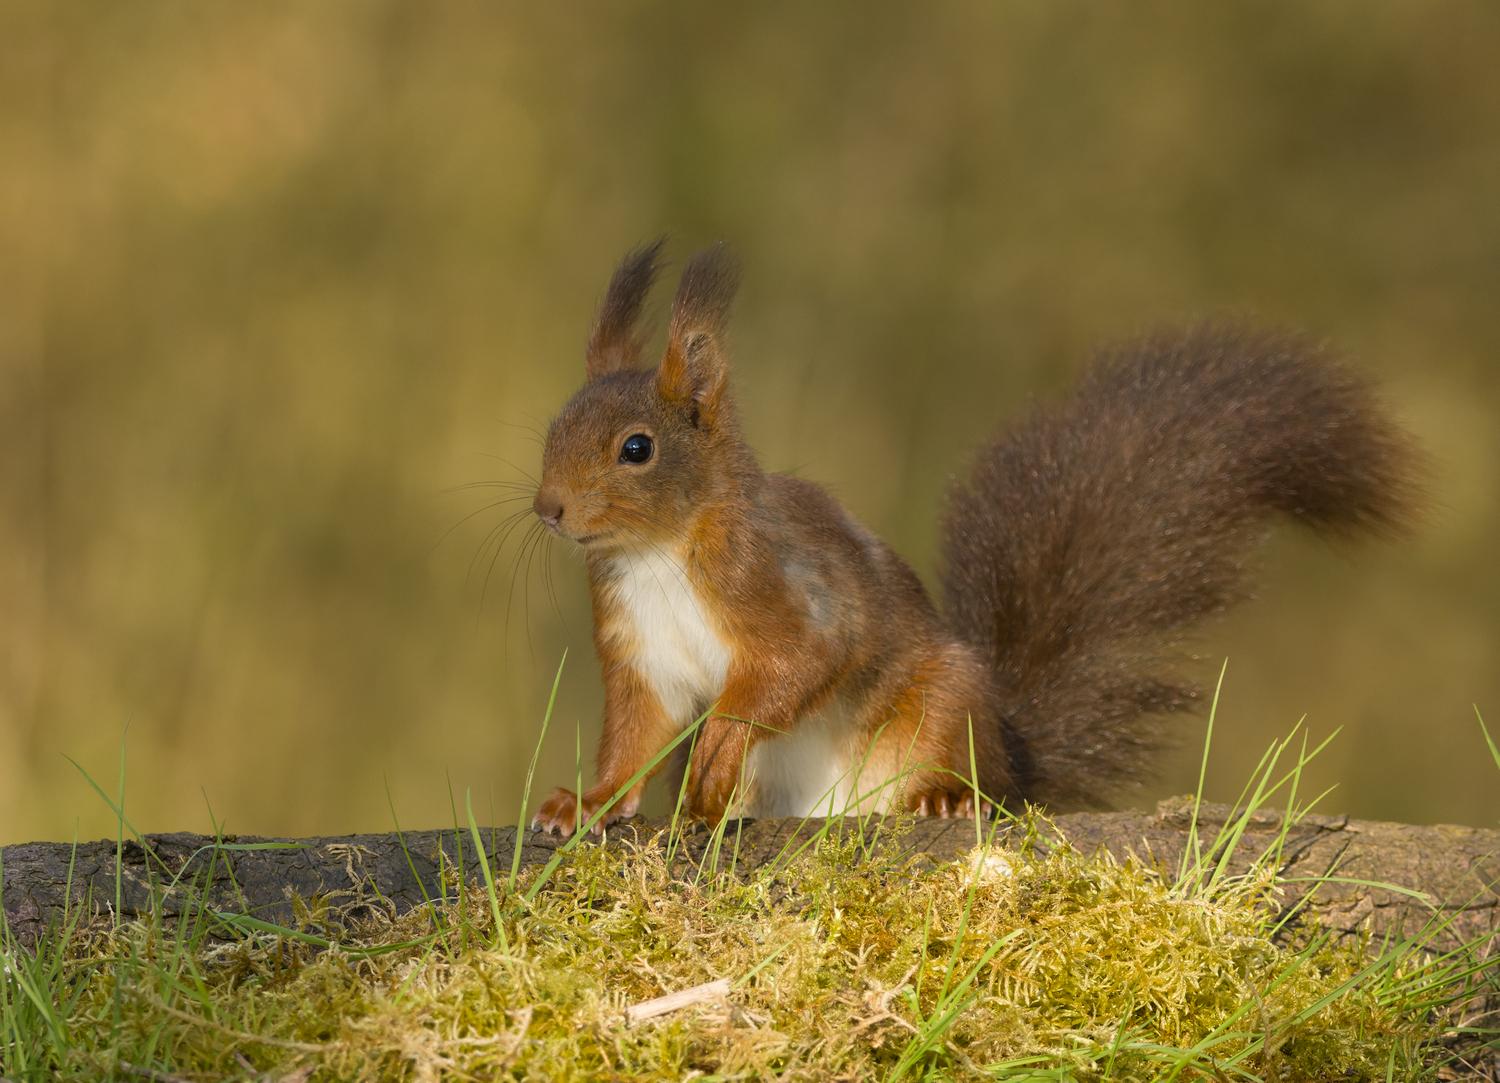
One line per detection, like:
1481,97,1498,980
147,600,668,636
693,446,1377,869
869,640,1012,820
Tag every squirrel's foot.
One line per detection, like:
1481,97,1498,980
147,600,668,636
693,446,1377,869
908,788,992,820
531,786,637,836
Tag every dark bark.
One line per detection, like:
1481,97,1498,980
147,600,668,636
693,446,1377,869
4,801,1497,953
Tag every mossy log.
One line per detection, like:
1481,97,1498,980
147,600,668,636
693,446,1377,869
4,801,1497,952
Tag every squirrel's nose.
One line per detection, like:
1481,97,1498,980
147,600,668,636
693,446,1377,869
534,491,564,530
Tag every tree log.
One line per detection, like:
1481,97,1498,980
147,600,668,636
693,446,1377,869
4,800,1497,953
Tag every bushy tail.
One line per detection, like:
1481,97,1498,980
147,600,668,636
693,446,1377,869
939,323,1426,809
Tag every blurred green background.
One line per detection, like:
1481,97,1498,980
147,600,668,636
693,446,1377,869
2,2,1498,844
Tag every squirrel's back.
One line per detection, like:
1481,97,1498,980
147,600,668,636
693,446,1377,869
941,323,1426,808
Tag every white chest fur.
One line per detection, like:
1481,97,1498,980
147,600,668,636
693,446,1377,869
741,695,898,819
604,547,732,725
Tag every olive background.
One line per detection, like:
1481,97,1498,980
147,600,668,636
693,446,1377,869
2,2,1498,844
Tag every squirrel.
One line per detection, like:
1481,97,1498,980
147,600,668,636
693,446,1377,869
530,240,1425,835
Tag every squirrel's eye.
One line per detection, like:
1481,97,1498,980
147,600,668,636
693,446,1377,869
619,434,653,464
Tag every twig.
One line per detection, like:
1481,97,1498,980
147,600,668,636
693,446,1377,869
156,1001,345,1052
848,1011,921,1036
119,1062,194,1083
233,1050,271,1082
625,977,731,1024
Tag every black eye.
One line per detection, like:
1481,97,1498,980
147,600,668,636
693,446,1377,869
619,434,653,464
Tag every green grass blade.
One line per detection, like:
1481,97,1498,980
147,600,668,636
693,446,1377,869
510,650,566,894
1179,658,1228,887
465,789,509,952
1478,706,1500,777
524,714,707,903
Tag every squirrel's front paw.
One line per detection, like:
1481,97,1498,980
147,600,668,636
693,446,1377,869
908,788,992,820
532,788,586,835
531,786,637,836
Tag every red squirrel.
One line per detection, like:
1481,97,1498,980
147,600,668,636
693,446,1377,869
530,241,1424,835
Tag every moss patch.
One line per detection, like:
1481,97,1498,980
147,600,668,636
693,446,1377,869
4,812,1470,1082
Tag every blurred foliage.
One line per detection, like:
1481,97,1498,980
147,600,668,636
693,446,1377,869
0,1,1497,843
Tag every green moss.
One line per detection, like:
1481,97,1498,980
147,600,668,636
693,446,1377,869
3,810,1476,1081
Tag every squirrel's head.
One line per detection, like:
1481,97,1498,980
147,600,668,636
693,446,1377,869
534,241,749,549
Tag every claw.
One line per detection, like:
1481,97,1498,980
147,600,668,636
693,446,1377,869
533,787,583,835
531,786,641,836
908,787,993,821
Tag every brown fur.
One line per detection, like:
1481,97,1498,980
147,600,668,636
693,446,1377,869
940,323,1425,808
531,248,1425,834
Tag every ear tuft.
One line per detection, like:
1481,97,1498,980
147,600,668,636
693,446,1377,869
670,242,741,339
657,243,741,422
586,238,666,381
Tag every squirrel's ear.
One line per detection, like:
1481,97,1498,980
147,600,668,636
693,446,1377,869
585,239,665,382
657,242,740,426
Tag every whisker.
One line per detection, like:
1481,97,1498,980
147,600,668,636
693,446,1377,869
498,416,550,448
436,501,531,557
467,519,510,586
484,516,534,624
476,455,541,486
521,524,547,660
441,480,537,495
541,527,574,643
467,509,538,586
507,520,554,660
